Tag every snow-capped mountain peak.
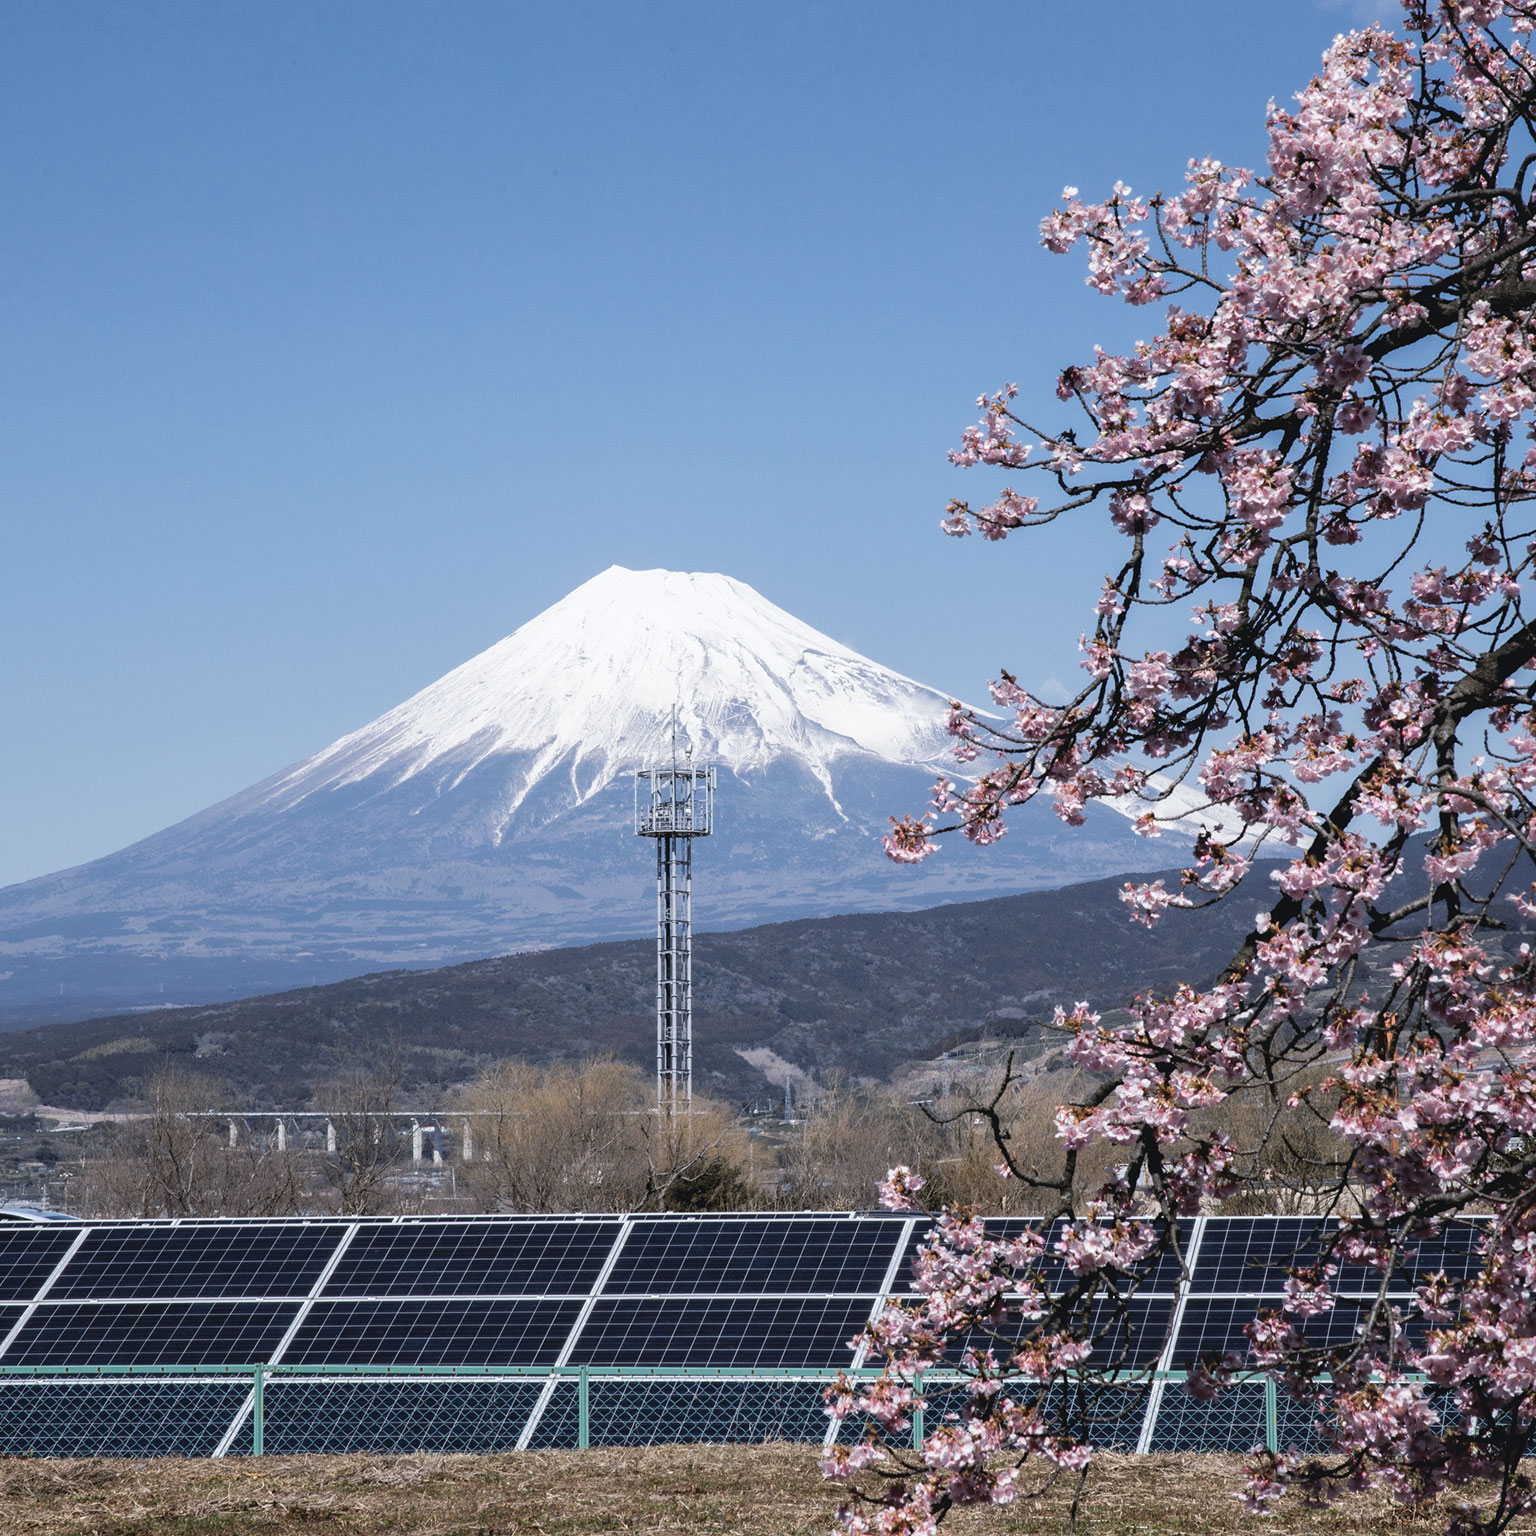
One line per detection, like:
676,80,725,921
255,566,956,819
0,564,1207,1022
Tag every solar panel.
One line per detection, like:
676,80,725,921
1083,1295,1176,1368
324,1220,619,1297
1064,1219,1195,1293
0,1228,80,1301
49,1224,345,1300
1393,1221,1488,1287
284,1299,582,1366
882,1292,1175,1371
573,1298,872,1367
1190,1217,1488,1294
897,1219,1053,1294
7,1302,298,1366
898,1218,1194,1295
1173,1295,1289,1365
609,1217,900,1295
1190,1218,1333,1291
1170,1297,1427,1368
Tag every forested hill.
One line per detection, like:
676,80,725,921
0,865,1292,1111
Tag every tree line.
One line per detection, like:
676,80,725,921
65,1052,1347,1220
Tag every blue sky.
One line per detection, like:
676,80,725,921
0,1,1391,887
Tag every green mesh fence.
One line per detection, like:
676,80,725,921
1150,1380,1270,1454
250,1377,548,1455
0,1365,1347,1458
0,1378,252,1457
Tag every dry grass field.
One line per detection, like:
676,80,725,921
2,1447,1532,1536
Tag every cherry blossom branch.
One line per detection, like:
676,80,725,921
851,5,1536,1533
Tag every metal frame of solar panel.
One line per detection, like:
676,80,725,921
0,1212,1482,1457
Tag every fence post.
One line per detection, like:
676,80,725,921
911,1373,924,1452
578,1366,590,1450
253,1366,265,1457
1264,1375,1277,1454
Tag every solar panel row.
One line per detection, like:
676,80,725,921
0,1213,1486,1458
0,1216,911,1370
1,1211,1486,1303
1,1298,887,1368
0,1216,909,1303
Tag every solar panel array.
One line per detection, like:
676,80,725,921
0,1213,1477,1457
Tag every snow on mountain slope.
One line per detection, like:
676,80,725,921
0,567,1208,1026
248,566,955,826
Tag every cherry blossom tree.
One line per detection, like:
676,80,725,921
828,4,1536,1532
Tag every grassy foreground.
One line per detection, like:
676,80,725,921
2,1447,1530,1536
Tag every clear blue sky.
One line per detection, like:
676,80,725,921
0,0,1389,887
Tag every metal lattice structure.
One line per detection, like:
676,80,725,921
0,1211,1481,1457
635,757,714,1110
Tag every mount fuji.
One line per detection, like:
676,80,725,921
0,567,1197,1025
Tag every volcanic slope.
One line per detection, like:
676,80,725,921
0,567,1213,1025
1,868,1289,1110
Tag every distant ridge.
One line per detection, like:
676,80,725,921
0,868,1276,1111
0,567,1220,1025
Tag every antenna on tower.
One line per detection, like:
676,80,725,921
636,723,715,1115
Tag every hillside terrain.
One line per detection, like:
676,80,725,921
0,867,1272,1110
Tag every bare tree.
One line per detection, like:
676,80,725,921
636,1099,755,1212
461,1058,647,1211
315,1053,406,1215
459,1057,758,1212
82,1065,301,1218
776,1079,942,1210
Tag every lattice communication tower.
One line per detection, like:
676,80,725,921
636,751,714,1111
